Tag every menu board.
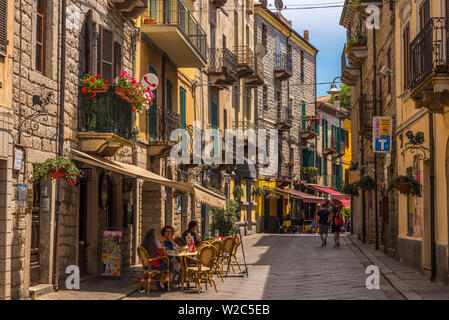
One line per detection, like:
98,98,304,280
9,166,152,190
100,231,122,276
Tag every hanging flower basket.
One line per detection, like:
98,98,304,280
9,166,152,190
80,74,109,98
356,175,376,191
342,182,359,196
388,175,422,197
30,157,82,185
252,186,265,197
115,70,155,113
49,169,66,180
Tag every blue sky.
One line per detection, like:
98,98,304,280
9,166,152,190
271,0,346,97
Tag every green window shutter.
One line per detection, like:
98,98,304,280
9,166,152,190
325,121,328,148
180,88,186,129
316,121,320,135
336,127,341,153
317,156,322,175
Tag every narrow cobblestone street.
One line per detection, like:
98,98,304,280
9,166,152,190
39,233,449,300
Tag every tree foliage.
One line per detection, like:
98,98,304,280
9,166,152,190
209,199,239,237
329,83,351,110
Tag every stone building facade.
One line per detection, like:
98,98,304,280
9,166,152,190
0,0,144,299
253,4,317,232
340,1,399,258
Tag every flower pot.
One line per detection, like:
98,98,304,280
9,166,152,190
114,86,133,104
89,88,107,93
396,183,411,195
144,18,156,24
50,169,65,180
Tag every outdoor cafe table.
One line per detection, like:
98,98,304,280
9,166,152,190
166,251,198,291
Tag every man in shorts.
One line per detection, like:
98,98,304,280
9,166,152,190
315,204,330,247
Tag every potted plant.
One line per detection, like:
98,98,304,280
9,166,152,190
252,186,265,197
342,182,359,197
232,185,244,199
115,70,155,113
30,157,82,185
388,175,422,197
356,175,376,191
80,74,110,98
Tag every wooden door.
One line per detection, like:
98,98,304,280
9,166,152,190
30,185,41,286
78,182,89,275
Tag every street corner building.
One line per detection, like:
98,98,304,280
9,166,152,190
340,0,449,285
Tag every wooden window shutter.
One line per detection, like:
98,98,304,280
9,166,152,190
99,26,113,81
0,0,7,55
113,41,122,79
83,10,93,74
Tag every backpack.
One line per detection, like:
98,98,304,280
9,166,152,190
334,215,344,227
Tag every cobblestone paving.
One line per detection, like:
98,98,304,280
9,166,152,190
125,234,389,300
40,233,449,300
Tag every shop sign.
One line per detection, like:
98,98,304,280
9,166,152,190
373,116,392,153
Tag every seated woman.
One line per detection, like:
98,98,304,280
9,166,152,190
160,226,181,284
141,229,172,292
182,221,200,246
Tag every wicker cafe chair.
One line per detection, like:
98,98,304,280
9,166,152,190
230,235,242,272
137,246,171,293
210,240,224,282
221,236,236,273
184,245,218,294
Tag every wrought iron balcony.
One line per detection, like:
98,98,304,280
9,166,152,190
345,21,368,66
323,136,337,156
236,46,255,77
300,119,318,140
78,86,133,157
341,45,360,86
245,56,264,86
209,48,238,85
141,0,207,67
359,94,374,139
275,107,292,130
111,0,147,19
148,107,181,158
301,169,318,184
274,54,292,79
410,17,449,113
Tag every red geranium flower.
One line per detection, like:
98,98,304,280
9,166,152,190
103,84,109,89
96,74,101,78
89,93,95,98
81,87,87,93
132,108,136,113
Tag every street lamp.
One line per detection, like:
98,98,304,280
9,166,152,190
327,77,342,95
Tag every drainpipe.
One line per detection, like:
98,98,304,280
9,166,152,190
54,0,67,290
360,65,366,243
429,112,436,281
372,28,379,250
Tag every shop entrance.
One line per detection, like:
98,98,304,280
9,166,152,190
78,182,89,275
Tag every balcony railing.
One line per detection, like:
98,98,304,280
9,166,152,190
300,121,318,140
165,109,180,140
236,45,255,77
276,107,292,129
78,86,133,140
209,48,238,84
245,56,264,85
410,17,449,90
274,54,292,79
341,45,359,86
141,0,207,65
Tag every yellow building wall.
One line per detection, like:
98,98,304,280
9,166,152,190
135,35,179,140
0,0,14,110
395,0,448,256
254,179,289,219
342,118,352,183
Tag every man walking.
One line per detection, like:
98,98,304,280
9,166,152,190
315,204,330,247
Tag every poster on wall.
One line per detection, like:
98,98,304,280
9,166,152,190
100,231,122,277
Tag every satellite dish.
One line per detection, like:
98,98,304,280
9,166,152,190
255,43,266,58
275,0,283,11
260,0,268,7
